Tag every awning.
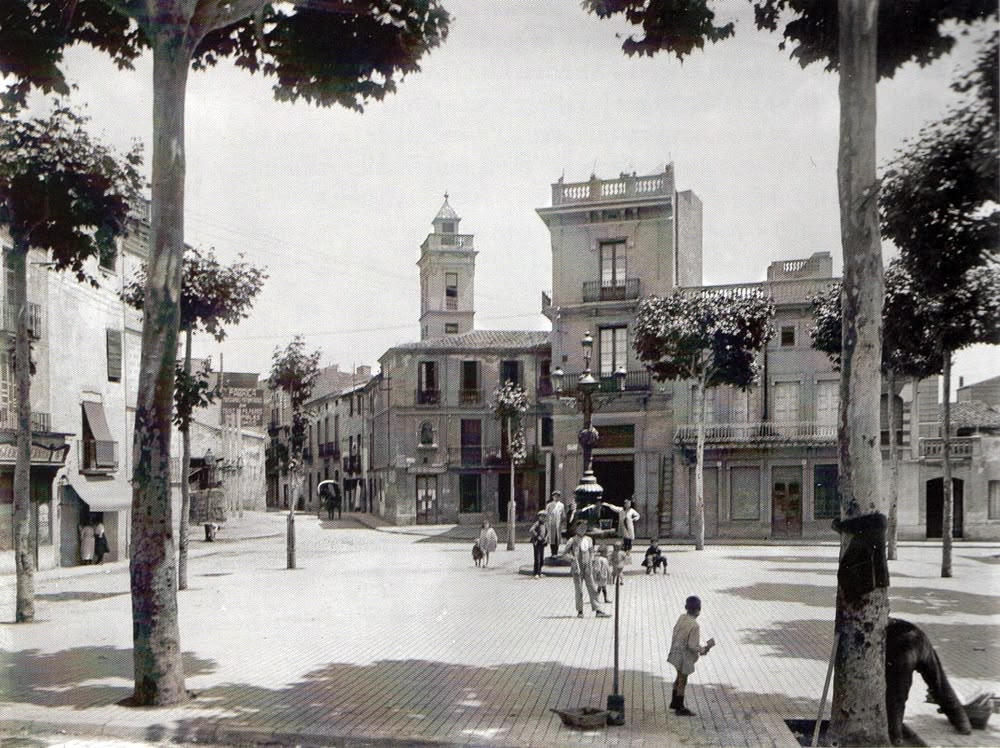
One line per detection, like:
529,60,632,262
69,477,133,511
82,401,114,442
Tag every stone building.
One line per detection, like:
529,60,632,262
536,167,702,540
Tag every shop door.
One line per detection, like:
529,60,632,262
771,466,803,537
926,478,963,538
416,476,438,525
592,458,634,509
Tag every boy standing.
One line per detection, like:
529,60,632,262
529,510,549,578
667,595,715,716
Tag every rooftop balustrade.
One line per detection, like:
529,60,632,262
675,421,837,445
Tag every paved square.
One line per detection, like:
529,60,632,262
1,512,997,747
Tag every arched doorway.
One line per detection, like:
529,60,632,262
926,477,964,539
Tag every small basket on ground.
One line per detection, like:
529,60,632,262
965,693,994,730
551,707,609,729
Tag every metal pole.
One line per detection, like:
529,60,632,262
607,573,624,724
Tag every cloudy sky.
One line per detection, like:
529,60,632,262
56,1,996,388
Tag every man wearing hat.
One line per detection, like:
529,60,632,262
544,491,565,557
528,510,549,578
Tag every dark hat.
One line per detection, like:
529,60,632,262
685,595,702,611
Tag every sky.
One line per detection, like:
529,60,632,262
51,1,997,391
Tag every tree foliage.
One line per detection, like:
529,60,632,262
584,0,996,79
173,357,215,431
633,290,775,388
0,0,451,110
0,103,143,275
808,259,941,379
0,101,142,624
490,380,528,464
269,335,321,458
124,246,268,341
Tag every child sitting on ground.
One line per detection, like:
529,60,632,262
642,539,667,574
592,545,612,603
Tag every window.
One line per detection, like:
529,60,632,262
500,360,522,387
733,386,760,423
461,361,481,404
816,380,838,427
539,359,552,395
441,221,455,234
460,474,481,513
600,240,626,287
0,351,11,415
780,325,796,347
419,421,435,446
461,419,482,465
540,416,553,448
730,466,760,520
446,272,458,310
445,323,459,334
81,401,117,471
988,480,1000,520
418,361,439,404
106,328,122,382
99,244,117,272
814,464,839,520
773,381,800,423
599,326,627,377
691,386,716,423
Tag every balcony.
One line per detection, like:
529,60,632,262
919,437,978,461
79,439,118,473
582,278,640,303
674,421,836,446
1,301,42,338
416,389,441,406
555,369,651,395
459,389,483,406
343,455,361,474
461,446,482,467
0,407,51,432
424,233,474,251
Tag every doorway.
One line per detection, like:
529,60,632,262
771,466,803,537
592,458,634,509
415,475,438,525
926,477,964,538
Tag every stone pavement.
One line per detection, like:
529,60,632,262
1,511,997,748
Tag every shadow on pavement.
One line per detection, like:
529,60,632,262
35,591,129,603
155,658,683,746
0,646,216,709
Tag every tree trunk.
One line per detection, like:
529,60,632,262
11,239,34,622
941,351,953,578
129,31,191,707
693,373,706,551
830,1,890,745
177,326,192,591
507,417,515,550
287,467,298,570
886,368,898,560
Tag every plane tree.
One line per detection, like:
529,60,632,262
880,37,1000,577
583,1,995,742
633,289,774,551
269,335,320,571
0,0,449,705
0,103,142,623
123,246,266,590
809,261,939,560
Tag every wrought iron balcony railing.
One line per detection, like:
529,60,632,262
459,389,483,406
675,421,836,445
0,407,51,432
555,369,651,395
416,389,441,406
582,278,640,303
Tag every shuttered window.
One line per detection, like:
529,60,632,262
106,329,122,382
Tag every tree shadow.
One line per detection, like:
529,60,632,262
0,646,216,709
35,591,130,603
722,555,838,565
154,658,816,748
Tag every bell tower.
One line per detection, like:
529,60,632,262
418,194,477,340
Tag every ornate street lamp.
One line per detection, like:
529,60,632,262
551,332,626,510
552,331,627,725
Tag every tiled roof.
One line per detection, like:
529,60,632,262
945,400,1000,429
385,330,551,355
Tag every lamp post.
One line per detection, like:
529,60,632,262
552,331,627,724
